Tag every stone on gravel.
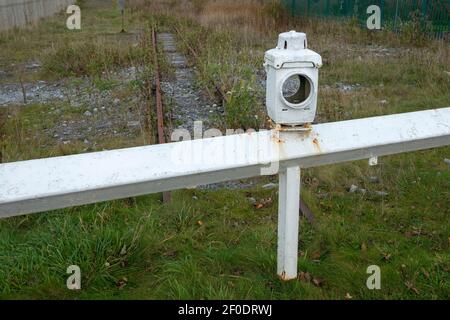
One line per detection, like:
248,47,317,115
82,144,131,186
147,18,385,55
349,185,367,194
0,70,11,80
84,111,93,117
337,82,361,92
262,183,278,190
127,121,140,128
25,62,41,70
369,176,380,183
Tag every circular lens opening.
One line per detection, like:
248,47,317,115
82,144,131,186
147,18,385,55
282,74,312,105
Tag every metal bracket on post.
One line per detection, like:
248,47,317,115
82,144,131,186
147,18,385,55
277,165,301,281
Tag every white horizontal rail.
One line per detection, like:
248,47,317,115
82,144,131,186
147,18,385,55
1,107,450,218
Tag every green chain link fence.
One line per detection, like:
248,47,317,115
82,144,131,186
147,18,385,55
282,0,449,40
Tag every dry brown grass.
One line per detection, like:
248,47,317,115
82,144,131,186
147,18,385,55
199,0,264,26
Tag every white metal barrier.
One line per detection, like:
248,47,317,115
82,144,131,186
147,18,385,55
1,107,449,280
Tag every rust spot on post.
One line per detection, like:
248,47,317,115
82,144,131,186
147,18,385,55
273,137,284,144
271,131,285,144
279,271,297,281
312,138,321,153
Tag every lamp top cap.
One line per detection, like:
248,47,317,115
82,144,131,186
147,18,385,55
277,31,307,50
265,31,321,69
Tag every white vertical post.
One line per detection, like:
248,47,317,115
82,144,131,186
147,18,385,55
277,165,301,280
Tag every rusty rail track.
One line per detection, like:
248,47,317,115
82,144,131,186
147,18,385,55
173,25,229,104
151,28,171,203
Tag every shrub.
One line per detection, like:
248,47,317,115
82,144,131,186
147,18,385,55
43,42,145,78
262,0,289,21
225,80,263,130
398,10,431,46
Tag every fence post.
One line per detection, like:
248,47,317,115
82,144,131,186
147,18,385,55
421,0,428,31
394,0,400,33
277,166,301,281
421,0,428,17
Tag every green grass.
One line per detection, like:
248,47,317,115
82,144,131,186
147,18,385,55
0,0,449,300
